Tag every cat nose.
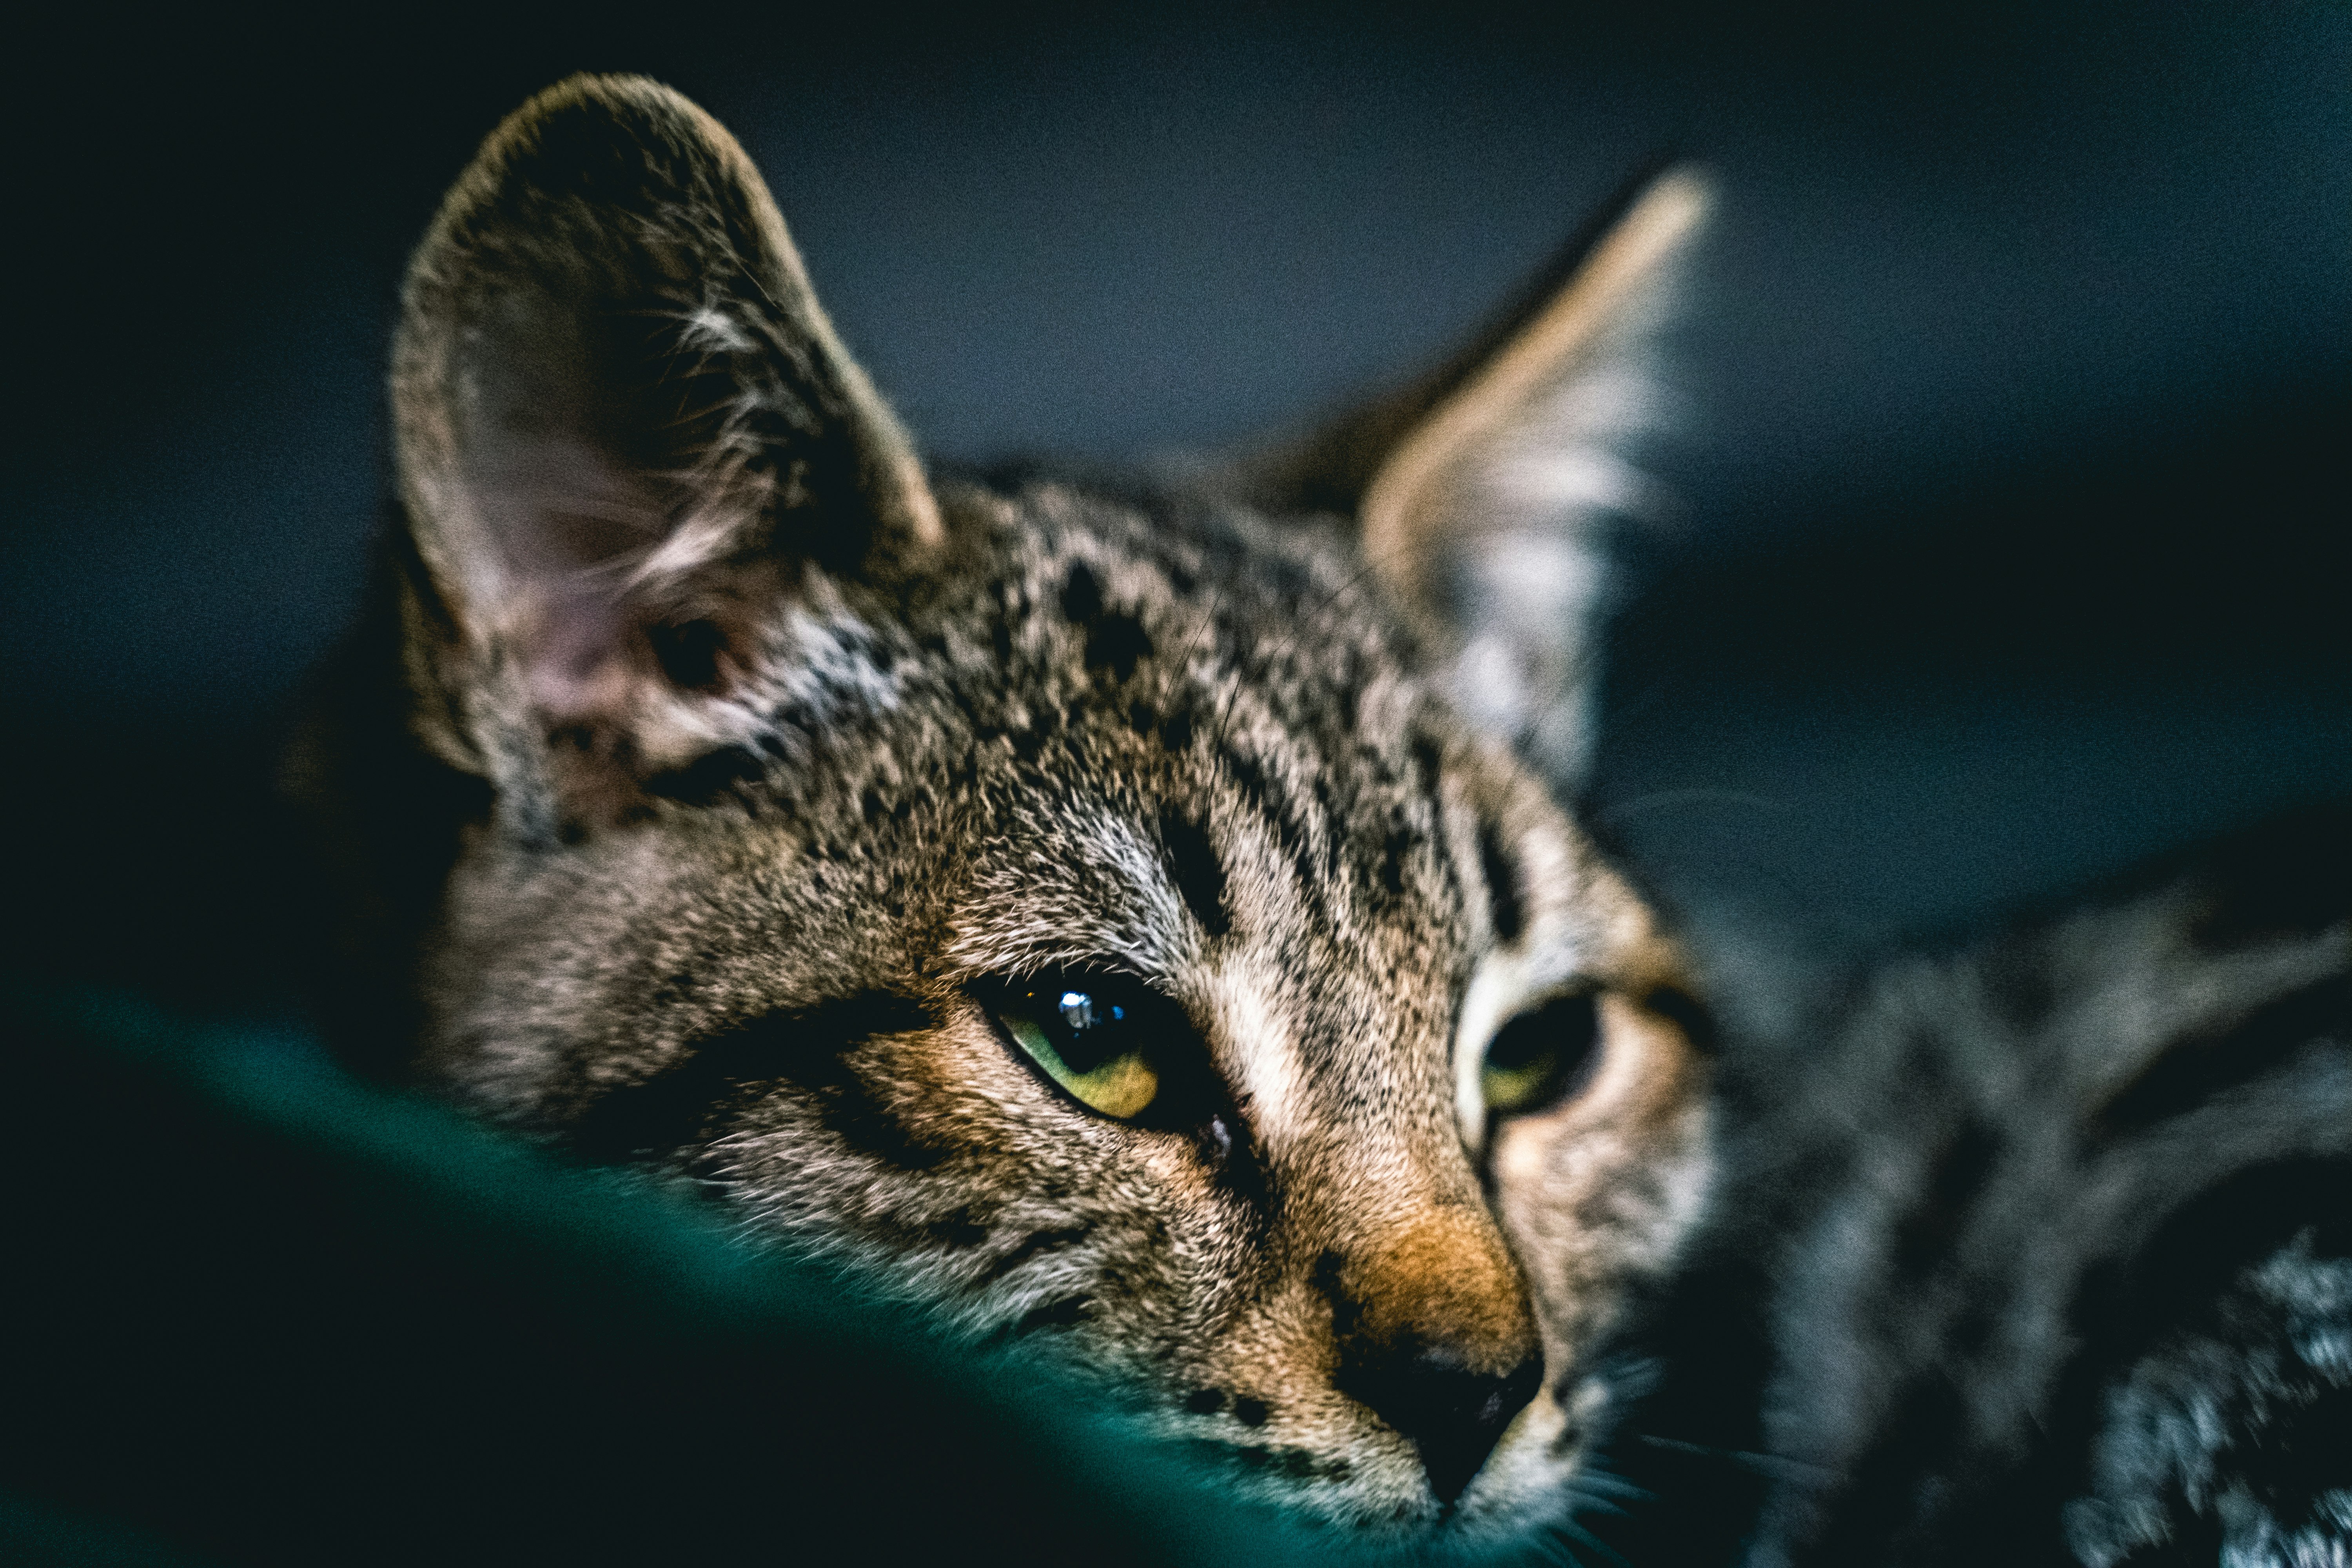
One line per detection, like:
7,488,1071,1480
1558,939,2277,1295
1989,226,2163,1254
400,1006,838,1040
1324,1208,1543,1506
1342,1335,1544,1505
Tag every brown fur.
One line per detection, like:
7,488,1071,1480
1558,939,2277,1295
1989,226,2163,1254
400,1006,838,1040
293,73,1715,1534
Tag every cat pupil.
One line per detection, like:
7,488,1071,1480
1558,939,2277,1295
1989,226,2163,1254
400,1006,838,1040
1033,982,1143,1076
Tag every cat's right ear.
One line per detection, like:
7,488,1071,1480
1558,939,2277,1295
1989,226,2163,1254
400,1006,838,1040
1243,167,1715,791
389,74,937,822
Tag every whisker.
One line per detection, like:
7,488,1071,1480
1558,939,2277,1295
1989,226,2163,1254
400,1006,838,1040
1629,1432,1838,1483
1564,1468,1651,1503
1542,1513,1633,1568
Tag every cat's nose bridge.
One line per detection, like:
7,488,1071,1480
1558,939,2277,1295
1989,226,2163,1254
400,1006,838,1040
1326,1204,1536,1381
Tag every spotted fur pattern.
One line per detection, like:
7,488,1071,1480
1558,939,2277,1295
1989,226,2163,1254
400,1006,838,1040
292,75,1714,1534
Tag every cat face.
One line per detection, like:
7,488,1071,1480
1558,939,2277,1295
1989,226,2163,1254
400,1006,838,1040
353,74,1715,1532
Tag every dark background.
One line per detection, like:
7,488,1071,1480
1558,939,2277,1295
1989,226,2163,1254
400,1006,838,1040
4,0,2346,1015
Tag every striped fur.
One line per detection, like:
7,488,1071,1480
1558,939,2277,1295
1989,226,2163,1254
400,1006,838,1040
1549,806,2352,1566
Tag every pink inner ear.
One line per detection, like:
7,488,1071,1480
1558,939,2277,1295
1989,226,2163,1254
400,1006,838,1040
469,432,679,726
523,585,637,724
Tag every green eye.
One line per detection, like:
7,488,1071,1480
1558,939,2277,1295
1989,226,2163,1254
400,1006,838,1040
1481,991,1602,1116
991,974,1166,1121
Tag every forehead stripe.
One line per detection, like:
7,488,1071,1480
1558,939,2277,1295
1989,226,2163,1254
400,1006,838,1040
1158,809,1231,937
1477,818,1525,945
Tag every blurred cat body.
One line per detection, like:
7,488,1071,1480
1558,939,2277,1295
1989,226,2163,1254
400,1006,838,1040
291,74,1713,1534
1568,808,2352,1568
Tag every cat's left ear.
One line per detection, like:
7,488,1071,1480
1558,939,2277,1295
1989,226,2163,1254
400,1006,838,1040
389,74,939,813
1243,167,1715,790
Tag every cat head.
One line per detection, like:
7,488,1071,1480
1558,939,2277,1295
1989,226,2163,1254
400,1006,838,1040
371,74,1713,1534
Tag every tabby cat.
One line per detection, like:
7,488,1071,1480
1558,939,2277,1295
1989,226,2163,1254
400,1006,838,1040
290,73,1718,1536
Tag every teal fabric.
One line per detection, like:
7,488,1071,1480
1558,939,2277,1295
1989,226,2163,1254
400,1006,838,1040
0,1490,219,1568
0,984,1354,1566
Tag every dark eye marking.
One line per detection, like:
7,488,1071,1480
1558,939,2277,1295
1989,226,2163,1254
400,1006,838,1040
1160,809,1231,937
1477,818,1524,945
568,990,936,1161
1481,990,1602,1118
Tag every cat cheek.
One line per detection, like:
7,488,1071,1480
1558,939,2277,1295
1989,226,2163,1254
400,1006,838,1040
1595,991,1710,1145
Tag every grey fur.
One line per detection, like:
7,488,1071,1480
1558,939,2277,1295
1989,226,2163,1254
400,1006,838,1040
2068,1239,2352,1568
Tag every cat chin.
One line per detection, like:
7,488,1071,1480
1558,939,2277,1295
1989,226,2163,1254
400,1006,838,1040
1163,1442,1439,1534
1442,1378,1609,1540
1202,1381,1612,1542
